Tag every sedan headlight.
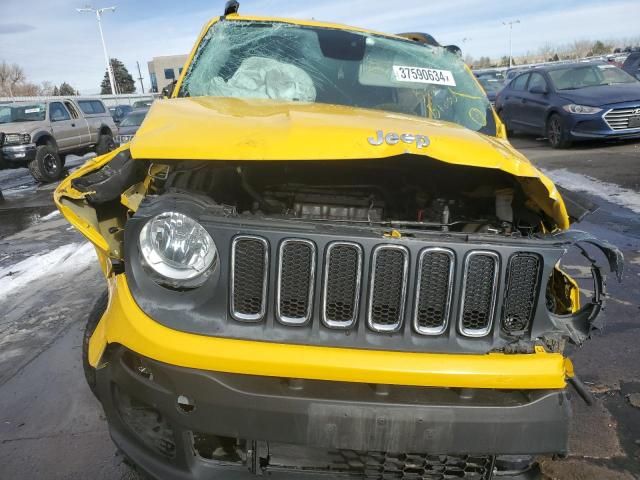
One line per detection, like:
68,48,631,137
3,133,31,145
139,212,217,289
562,104,602,115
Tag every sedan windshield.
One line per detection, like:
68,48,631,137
548,64,637,90
180,20,495,135
0,103,46,124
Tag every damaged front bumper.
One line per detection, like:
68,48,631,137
98,344,568,480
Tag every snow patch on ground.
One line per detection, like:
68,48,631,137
543,168,640,214
0,243,96,302
40,210,61,221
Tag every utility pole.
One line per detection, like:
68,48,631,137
77,5,117,95
136,61,145,93
502,20,520,68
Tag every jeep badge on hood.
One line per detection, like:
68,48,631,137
367,130,430,148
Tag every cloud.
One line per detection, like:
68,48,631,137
0,23,35,34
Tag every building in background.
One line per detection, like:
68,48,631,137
147,54,189,93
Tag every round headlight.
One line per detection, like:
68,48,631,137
139,212,217,288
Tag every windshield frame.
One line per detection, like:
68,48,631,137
176,17,496,136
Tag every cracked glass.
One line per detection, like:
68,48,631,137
180,20,495,135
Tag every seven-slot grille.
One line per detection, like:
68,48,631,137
229,236,541,338
604,107,640,131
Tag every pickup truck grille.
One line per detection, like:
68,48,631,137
229,235,542,339
604,107,640,130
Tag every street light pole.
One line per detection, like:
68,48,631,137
502,20,520,68
77,6,118,95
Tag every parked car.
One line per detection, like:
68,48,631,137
115,108,149,145
495,62,640,148
0,98,117,182
622,52,640,80
54,3,621,478
108,104,133,125
477,76,504,105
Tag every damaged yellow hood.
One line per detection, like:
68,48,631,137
131,97,567,228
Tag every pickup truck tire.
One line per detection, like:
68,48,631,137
96,134,116,155
28,144,63,183
83,290,108,397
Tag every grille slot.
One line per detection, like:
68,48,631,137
604,107,640,130
230,236,269,322
459,252,499,337
367,245,409,332
502,253,541,333
414,248,455,335
322,242,363,329
277,239,316,325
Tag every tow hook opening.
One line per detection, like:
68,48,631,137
177,395,196,414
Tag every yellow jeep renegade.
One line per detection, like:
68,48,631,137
55,3,622,479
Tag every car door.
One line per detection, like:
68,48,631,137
49,102,76,151
502,73,530,129
64,100,91,146
519,72,551,133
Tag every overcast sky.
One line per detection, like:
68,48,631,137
1,0,639,94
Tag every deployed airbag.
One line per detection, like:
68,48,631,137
207,57,316,102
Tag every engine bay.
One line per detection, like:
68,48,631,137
160,156,548,236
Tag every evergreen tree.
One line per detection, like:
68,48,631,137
100,58,136,94
58,82,76,96
52,85,60,96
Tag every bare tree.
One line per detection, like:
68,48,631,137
0,61,27,96
39,81,55,96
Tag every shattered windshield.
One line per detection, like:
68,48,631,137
0,103,46,124
179,20,495,135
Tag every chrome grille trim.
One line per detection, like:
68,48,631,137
458,251,500,338
603,107,640,131
276,239,316,325
230,235,269,322
366,245,409,333
413,247,455,336
321,242,363,329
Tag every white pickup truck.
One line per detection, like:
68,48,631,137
0,98,118,182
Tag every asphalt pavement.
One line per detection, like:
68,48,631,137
0,137,639,480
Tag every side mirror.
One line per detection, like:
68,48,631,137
529,85,548,95
444,44,462,57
